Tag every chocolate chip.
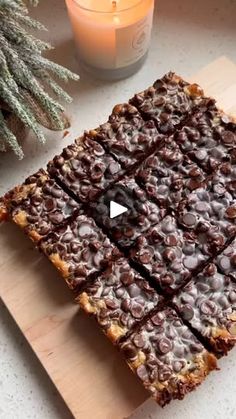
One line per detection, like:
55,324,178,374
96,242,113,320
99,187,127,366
115,287,125,298
163,248,176,262
136,365,149,381
181,213,197,227
122,343,137,359
229,291,236,303
160,274,174,286
105,298,119,310
133,333,145,348
139,252,152,264
128,283,141,298
49,213,64,224
226,206,236,219
204,263,217,276
209,275,223,291
62,232,74,242
130,303,144,319
200,300,216,315
120,272,134,286
54,156,64,167
181,304,194,321
173,360,185,373
158,366,172,382
51,187,62,199
165,234,178,246
151,313,163,326
121,299,130,313
157,338,172,354
221,131,236,146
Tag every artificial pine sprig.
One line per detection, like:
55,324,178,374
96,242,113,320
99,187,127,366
0,0,79,159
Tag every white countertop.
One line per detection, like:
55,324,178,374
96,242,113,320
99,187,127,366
0,0,236,418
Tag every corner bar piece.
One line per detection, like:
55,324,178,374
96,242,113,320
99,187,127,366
120,308,217,407
0,169,80,242
173,263,236,356
77,257,163,344
40,214,121,291
130,72,205,134
48,135,123,203
90,103,164,168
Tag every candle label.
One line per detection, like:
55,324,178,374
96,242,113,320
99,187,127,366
115,9,154,68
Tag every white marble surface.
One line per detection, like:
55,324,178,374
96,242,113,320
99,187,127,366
0,0,236,418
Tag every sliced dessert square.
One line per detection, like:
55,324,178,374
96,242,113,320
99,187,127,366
120,307,217,406
89,177,166,248
77,257,163,343
0,169,80,242
129,215,208,294
48,135,123,203
130,72,205,134
173,263,236,356
40,213,121,291
89,103,163,168
135,139,206,209
174,110,236,172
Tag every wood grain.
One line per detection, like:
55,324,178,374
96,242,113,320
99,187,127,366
0,57,236,419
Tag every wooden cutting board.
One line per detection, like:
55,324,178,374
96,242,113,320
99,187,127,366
0,56,236,419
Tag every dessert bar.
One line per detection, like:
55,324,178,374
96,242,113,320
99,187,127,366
129,215,208,294
48,135,123,203
173,263,236,356
120,307,217,406
89,177,165,248
90,103,163,168
130,72,205,134
135,138,206,209
40,213,121,291
178,177,236,249
78,257,163,343
174,109,236,172
0,169,80,242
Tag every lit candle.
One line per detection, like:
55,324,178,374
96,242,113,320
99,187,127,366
65,0,155,80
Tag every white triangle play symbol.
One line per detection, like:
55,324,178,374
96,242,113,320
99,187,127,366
110,201,128,219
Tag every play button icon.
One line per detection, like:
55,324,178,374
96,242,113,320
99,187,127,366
110,201,128,219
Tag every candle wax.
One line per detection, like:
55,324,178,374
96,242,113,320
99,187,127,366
66,0,154,73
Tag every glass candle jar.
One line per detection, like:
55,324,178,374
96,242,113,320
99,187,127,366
65,0,155,80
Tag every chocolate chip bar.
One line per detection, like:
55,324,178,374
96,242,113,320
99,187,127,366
90,103,163,168
48,135,123,203
130,215,208,294
89,177,166,248
135,138,206,209
173,263,236,355
120,308,217,406
178,178,236,250
77,258,163,343
40,214,121,291
0,169,80,242
130,72,205,134
174,109,236,172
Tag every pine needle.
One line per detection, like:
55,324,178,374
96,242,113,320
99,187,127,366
0,0,79,159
